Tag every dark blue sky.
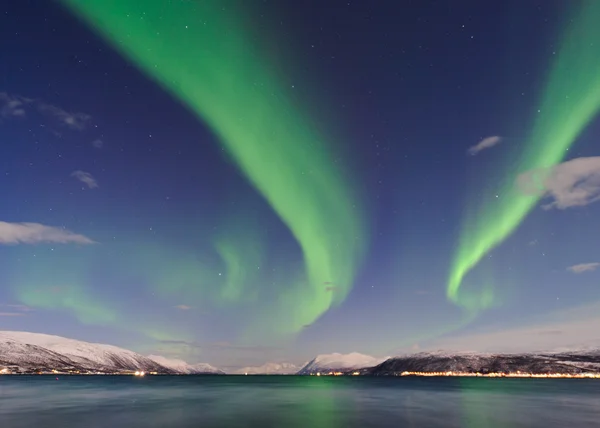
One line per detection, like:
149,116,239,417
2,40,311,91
1,0,599,370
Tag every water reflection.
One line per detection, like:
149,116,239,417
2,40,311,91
1,376,600,427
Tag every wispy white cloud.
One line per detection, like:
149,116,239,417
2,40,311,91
0,91,91,130
175,305,192,311
0,304,32,317
0,93,30,117
71,170,98,189
92,139,104,149
0,304,33,312
567,262,600,274
517,157,600,209
37,102,90,130
0,221,94,245
467,136,502,156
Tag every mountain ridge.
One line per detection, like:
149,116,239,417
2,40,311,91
356,350,600,376
147,354,224,374
234,362,300,375
3,330,600,376
0,331,217,375
297,352,389,374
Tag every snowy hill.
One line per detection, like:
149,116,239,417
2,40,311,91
298,352,388,374
148,355,224,374
358,350,600,376
0,331,220,374
234,362,300,375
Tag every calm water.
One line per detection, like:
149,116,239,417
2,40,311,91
1,376,600,427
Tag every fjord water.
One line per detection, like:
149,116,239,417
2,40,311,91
1,376,600,428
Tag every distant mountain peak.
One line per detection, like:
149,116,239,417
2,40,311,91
148,355,223,374
298,352,388,374
234,362,299,375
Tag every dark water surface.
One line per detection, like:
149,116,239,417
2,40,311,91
1,376,600,427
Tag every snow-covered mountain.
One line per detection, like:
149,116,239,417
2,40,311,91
0,331,220,374
358,350,600,376
234,362,300,375
298,352,388,374
147,355,224,374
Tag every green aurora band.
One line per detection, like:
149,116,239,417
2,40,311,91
448,0,600,309
214,226,263,303
20,284,117,325
60,0,365,333
13,247,118,325
12,245,192,342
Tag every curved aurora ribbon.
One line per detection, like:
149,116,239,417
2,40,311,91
60,0,365,333
448,0,600,309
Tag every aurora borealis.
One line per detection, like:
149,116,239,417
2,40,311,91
60,0,366,335
2,0,600,368
448,0,600,311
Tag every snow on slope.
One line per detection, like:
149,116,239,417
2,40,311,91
362,350,600,376
188,362,225,374
0,339,75,369
0,331,170,373
298,352,389,374
1,331,144,365
148,355,223,374
147,355,190,372
234,362,299,375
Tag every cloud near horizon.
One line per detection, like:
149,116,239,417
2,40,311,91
467,136,502,155
517,157,600,209
567,262,600,274
0,221,94,245
71,170,98,189
0,303,32,317
424,301,600,353
0,304,33,312
0,304,32,317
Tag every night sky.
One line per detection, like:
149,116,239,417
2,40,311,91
2,0,600,370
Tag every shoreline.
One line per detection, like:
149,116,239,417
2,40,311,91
2,372,600,378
